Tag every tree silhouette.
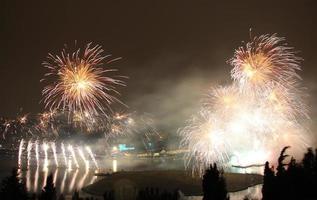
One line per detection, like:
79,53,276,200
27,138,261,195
262,161,275,200
58,194,66,200
262,147,317,200
72,190,80,200
276,146,290,177
39,174,57,200
103,190,114,200
202,164,229,200
0,168,28,200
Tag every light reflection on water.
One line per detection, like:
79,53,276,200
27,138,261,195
15,156,184,195
230,184,262,200
0,154,262,197
19,166,98,195
187,184,262,200
113,160,117,172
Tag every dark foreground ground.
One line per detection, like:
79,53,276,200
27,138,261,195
83,170,262,197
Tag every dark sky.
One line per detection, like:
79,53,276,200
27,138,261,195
1,0,317,133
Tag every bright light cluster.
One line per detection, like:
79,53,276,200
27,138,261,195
41,43,125,118
179,34,310,176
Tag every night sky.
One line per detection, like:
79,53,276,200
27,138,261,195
1,0,317,135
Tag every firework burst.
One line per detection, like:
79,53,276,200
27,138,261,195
41,43,125,118
180,33,310,176
179,110,232,175
230,34,301,92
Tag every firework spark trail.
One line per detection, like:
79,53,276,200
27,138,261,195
179,33,310,176
68,144,79,168
89,175,97,185
27,140,33,167
68,159,72,171
26,168,31,191
53,168,58,184
42,142,49,170
78,168,89,189
77,147,89,169
33,166,39,193
2,121,11,139
86,146,99,169
51,142,59,167
112,160,117,172
35,140,39,166
18,139,24,169
69,169,79,192
61,143,68,166
60,170,67,193
42,168,48,189
41,43,125,118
